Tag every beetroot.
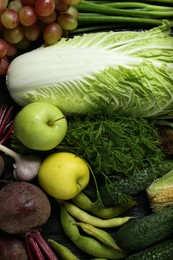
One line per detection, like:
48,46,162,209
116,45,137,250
0,181,51,234
0,233,28,260
0,181,58,259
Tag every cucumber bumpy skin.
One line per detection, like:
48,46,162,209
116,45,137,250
99,159,173,205
115,206,173,252
125,239,173,260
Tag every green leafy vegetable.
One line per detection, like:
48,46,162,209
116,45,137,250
54,114,165,203
74,0,173,33
58,115,163,176
7,22,173,118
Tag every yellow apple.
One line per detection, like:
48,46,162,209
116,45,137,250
37,152,90,200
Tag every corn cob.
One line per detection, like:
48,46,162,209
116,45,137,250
147,169,173,211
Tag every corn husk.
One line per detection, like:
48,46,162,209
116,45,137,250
147,168,173,212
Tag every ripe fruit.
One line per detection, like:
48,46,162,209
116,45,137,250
14,102,67,151
38,152,90,200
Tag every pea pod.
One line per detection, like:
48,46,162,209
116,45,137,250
72,192,136,219
60,205,127,259
62,201,133,228
75,222,121,250
48,239,79,260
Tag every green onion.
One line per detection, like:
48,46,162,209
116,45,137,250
73,0,173,33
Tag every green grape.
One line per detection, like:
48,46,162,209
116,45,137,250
20,0,35,6
8,0,22,13
3,25,24,44
0,55,9,75
57,13,78,30
0,39,8,58
23,22,41,41
66,6,79,19
17,37,31,49
1,9,19,29
43,22,62,44
55,0,69,12
38,11,56,24
6,42,18,57
35,0,56,17
0,0,9,13
19,6,37,26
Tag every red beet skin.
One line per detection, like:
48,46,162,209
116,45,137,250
0,181,51,234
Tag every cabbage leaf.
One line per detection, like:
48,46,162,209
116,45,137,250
7,21,173,118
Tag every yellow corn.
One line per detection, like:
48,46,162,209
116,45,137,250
151,187,173,203
148,186,173,211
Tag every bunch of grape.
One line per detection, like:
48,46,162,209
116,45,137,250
0,0,80,75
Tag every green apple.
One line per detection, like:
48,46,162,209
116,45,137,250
14,102,67,151
38,152,90,200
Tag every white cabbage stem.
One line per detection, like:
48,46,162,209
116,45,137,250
0,144,42,181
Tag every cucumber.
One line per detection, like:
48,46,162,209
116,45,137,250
125,239,173,260
115,206,173,252
99,159,173,205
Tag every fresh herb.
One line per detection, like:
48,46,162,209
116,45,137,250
73,0,173,34
58,115,163,176
55,114,165,203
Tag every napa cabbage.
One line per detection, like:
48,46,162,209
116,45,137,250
6,21,173,118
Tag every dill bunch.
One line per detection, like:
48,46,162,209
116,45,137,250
56,115,166,204
57,115,163,178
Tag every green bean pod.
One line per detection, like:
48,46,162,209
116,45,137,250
48,239,79,260
75,222,121,250
60,205,127,259
63,201,133,228
72,192,136,219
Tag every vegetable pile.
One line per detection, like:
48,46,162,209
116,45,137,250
1,2,173,259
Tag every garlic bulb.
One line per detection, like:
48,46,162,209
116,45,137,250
13,154,42,181
0,144,42,181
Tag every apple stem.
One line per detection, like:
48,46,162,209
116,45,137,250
48,116,66,125
0,144,21,161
